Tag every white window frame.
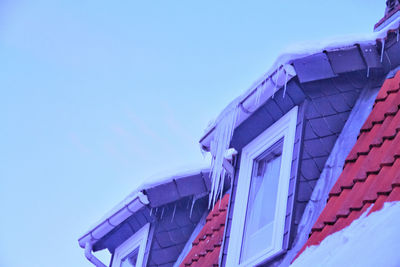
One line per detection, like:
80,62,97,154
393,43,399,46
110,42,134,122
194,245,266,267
111,223,150,267
226,106,298,267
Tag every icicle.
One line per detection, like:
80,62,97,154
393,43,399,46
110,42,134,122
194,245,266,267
282,64,296,98
283,68,289,98
171,203,177,223
209,105,239,208
150,207,153,217
255,83,264,107
190,197,196,218
276,67,281,87
397,29,399,42
255,80,268,107
367,66,370,78
160,207,165,220
271,69,279,99
380,39,385,63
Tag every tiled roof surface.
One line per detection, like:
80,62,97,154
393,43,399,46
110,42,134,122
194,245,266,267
180,194,229,267
297,70,400,256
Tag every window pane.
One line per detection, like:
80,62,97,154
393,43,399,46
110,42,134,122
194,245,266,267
120,248,139,267
240,141,283,263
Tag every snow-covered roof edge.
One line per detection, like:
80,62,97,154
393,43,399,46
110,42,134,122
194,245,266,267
200,16,400,149
78,165,210,248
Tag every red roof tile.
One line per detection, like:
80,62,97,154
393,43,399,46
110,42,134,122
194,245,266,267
180,194,229,267
296,70,400,258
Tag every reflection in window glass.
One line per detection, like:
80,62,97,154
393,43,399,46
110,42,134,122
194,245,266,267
240,140,283,263
120,248,139,267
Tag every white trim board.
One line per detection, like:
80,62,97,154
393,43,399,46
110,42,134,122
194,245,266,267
226,106,298,267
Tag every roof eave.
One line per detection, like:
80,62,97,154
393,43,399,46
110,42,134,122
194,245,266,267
78,168,211,248
199,65,297,150
78,192,148,248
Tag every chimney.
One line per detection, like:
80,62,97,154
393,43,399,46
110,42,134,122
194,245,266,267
374,0,400,31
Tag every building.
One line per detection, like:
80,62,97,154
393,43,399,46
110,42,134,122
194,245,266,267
78,2,400,266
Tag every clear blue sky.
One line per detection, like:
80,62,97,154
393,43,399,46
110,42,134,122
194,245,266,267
0,1,383,266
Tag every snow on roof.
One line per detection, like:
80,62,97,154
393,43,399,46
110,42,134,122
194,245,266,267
290,201,400,267
79,164,210,248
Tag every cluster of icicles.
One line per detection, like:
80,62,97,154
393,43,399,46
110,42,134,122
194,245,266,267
207,64,296,207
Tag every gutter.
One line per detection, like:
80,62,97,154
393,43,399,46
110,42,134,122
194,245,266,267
78,192,149,248
200,64,297,151
78,192,149,266
85,242,107,267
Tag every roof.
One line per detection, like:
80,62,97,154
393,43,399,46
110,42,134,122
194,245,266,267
295,70,400,257
180,194,229,267
78,167,210,249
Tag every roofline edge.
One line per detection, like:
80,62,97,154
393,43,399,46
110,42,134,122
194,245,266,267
78,192,148,248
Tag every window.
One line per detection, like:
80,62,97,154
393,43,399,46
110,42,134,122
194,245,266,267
112,223,150,267
226,106,298,267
